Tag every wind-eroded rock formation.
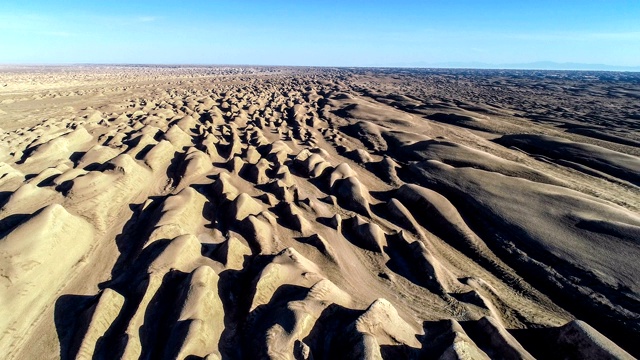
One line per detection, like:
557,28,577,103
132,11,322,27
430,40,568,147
0,66,638,359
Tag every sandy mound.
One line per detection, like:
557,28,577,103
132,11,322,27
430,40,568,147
0,66,638,359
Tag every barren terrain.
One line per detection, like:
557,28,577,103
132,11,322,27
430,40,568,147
0,66,638,359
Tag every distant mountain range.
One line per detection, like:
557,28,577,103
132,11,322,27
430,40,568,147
385,61,640,72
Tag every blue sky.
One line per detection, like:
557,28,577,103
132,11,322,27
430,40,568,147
1,1,639,67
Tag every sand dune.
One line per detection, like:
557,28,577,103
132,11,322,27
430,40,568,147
0,66,638,359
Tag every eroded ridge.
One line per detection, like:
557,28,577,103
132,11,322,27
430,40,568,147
0,66,638,359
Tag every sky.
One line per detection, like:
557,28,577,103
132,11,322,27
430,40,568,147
1,1,639,68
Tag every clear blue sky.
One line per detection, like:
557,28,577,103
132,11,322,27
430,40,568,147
1,1,639,67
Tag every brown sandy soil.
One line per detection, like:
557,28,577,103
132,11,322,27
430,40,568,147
0,66,638,359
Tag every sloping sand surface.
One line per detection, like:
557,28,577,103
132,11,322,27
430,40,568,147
0,66,638,359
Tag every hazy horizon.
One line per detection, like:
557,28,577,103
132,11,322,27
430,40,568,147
2,62,639,73
1,1,639,68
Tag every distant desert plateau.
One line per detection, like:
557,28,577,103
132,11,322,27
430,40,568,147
0,66,639,359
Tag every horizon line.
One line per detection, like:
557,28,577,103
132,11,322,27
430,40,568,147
1,62,639,73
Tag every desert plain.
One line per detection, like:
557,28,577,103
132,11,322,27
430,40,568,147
0,66,639,359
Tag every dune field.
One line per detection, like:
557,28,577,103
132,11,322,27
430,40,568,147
0,66,638,359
